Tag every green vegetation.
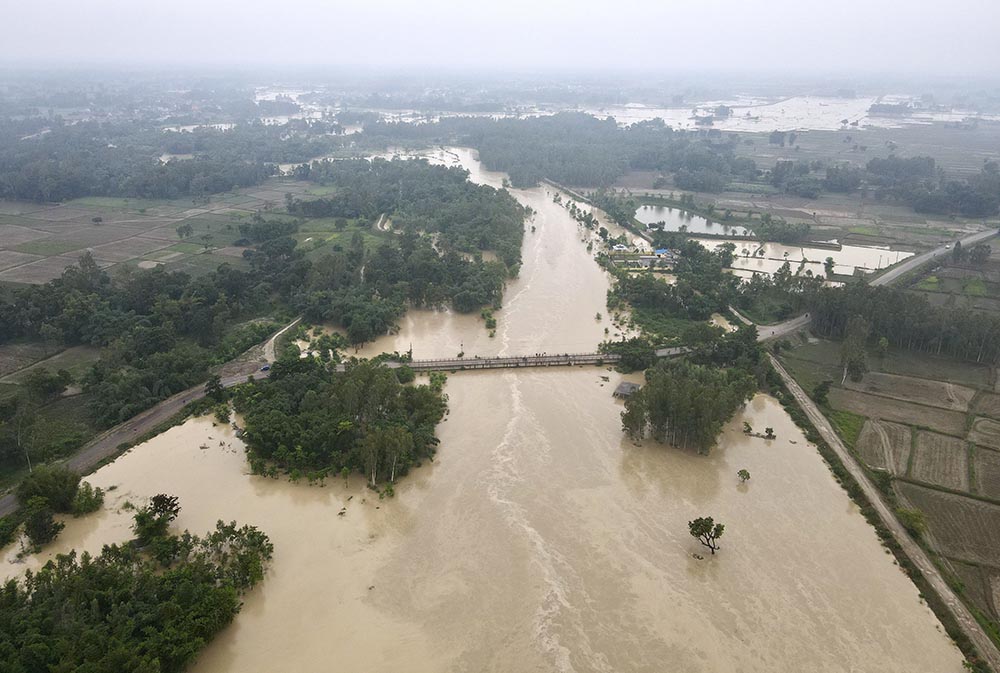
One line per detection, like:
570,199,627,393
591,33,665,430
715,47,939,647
368,113,758,191
291,157,525,267
688,516,725,555
290,159,524,344
233,357,447,486
811,283,1000,364
0,495,272,673
826,409,865,450
0,158,524,484
0,114,350,202
622,356,757,453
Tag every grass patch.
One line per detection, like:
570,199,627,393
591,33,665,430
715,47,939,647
0,345,101,383
628,308,699,343
826,408,866,450
963,277,989,297
849,225,880,236
167,242,208,254
914,275,940,291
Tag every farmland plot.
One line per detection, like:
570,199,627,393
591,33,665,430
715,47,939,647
844,371,975,412
973,392,1000,419
910,431,969,491
828,388,968,436
856,419,911,474
896,482,1000,566
969,417,1000,451
973,447,1000,500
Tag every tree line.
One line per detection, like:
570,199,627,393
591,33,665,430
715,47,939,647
364,113,759,190
0,118,344,202
809,282,1000,363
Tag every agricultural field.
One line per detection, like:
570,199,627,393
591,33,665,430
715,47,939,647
973,447,1000,501
907,236,1000,318
969,417,1000,451
827,388,968,436
972,392,1000,418
0,345,101,389
844,371,976,412
612,122,1000,257
856,419,911,474
0,177,329,284
910,431,970,492
896,482,1000,568
780,333,1000,625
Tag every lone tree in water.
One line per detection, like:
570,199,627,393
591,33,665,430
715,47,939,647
689,517,725,554
737,469,751,483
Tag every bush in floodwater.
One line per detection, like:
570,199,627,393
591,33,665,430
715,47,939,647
71,482,105,516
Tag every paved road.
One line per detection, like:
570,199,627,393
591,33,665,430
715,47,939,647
731,228,998,342
870,228,996,287
0,319,300,518
770,355,1000,672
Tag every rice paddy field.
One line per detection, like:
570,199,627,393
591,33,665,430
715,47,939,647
780,335,1000,630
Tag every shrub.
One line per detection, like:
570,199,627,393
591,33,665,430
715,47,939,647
24,496,64,548
17,465,80,513
896,508,927,538
71,482,105,516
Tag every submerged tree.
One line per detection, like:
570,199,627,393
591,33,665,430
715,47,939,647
737,469,751,483
689,517,725,555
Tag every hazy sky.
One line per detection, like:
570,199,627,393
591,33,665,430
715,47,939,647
3,0,998,76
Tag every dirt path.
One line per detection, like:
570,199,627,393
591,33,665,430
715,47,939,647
0,317,300,518
770,355,1000,671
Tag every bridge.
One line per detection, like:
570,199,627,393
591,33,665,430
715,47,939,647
340,347,687,373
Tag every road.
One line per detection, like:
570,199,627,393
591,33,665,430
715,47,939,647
0,318,300,518
732,227,998,342
870,228,996,287
770,356,1000,672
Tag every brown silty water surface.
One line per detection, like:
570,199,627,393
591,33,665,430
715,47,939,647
2,148,964,672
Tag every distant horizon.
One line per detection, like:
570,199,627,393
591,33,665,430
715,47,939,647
3,0,999,80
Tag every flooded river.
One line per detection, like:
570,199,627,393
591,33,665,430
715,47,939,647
2,149,964,672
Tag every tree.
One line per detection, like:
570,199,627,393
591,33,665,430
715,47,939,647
812,380,832,406
764,427,776,439
952,240,964,262
737,469,751,482
824,257,836,278
840,314,870,383
17,464,80,512
133,493,181,544
689,516,725,554
176,223,193,239
23,495,64,548
875,336,889,360
205,374,225,402
969,244,991,265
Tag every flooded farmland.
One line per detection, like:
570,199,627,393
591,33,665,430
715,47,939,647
1,148,964,672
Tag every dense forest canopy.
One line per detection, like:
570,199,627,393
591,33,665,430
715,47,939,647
810,282,1000,363
367,113,758,189
234,357,447,484
0,516,272,673
291,157,525,267
0,119,343,201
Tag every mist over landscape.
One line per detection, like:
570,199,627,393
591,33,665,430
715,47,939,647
1,2,1000,673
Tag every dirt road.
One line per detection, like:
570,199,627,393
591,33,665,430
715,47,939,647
770,355,1000,671
0,318,299,518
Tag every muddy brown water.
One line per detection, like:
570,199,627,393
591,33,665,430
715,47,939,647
2,148,964,672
